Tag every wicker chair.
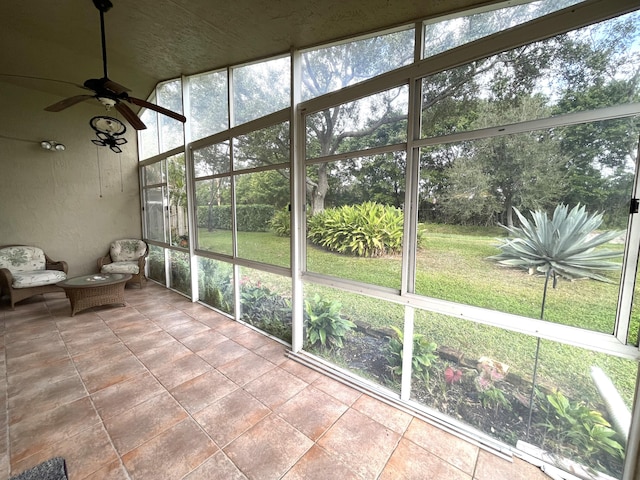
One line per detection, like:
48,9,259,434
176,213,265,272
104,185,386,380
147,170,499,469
0,245,68,309
97,239,148,288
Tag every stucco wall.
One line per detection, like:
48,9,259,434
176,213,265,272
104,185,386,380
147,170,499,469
0,81,142,277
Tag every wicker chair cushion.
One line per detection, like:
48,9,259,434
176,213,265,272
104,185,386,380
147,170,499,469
101,261,140,275
0,246,47,272
12,270,67,288
110,239,147,262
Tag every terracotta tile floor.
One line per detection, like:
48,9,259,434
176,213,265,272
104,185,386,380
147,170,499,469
0,282,552,479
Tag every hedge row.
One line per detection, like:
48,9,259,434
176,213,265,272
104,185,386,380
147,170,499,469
197,204,275,231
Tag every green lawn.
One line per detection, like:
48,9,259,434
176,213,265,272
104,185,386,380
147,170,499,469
198,226,638,405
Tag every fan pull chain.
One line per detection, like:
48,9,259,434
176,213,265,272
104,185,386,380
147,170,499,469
96,146,103,198
119,155,124,192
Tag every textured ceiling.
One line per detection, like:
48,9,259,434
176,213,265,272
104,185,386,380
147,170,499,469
0,0,496,104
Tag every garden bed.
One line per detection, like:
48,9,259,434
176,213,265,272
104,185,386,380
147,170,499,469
332,325,625,479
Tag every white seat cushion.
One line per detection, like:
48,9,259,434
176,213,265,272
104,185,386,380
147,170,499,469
12,270,67,288
101,262,140,275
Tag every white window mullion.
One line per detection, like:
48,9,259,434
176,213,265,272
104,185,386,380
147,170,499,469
615,135,640,345
291,47,305,353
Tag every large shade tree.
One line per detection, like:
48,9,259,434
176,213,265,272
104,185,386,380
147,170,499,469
421,11,639,227
438,96,567,227
303,30,414,213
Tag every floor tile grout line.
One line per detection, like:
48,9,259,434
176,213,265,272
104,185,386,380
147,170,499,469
5,314,73,474
152,306,336,478
95,300,246,478
9,295,326,479
178,316,416,479
89,303,211,477
63,300,193,476
371,401,415,480
54,308,133,480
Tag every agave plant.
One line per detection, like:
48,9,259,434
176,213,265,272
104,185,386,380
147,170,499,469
489,203,623,435
490,204,623,290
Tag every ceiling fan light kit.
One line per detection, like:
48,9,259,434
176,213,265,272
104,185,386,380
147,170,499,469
90,115,128,153
43,0,186,131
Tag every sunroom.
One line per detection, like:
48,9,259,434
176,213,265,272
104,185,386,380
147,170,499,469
2,0,640,479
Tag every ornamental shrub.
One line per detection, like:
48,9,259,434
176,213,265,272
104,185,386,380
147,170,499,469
539,390,624,475
304,294,355,350
307,202,404,257
270,206,291,237
386,326,437,383
240,282,292,342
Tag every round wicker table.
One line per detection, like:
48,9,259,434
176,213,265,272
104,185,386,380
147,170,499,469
57,273,132,316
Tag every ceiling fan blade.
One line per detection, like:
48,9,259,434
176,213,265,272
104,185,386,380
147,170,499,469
0,74,87,90
126,96,187,123
104,79,130,94
44,95,94,112
115,102,147,130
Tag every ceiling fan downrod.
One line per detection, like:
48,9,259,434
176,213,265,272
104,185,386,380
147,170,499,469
93,0,113,79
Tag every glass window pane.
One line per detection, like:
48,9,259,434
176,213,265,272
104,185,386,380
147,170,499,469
411,310,538,438
233,56,290,126
306,154,405,290
233,122,289,170
301,28,414,101
156,79,184,152
144,186,166,243
423,0,582,58
417,118,636,334
138,103,159,160
198,256,234,315
169,249,190,296
240,267,291,343
306,86,408,160
147,245,166,285
410,310,634,479
189,70,229,141
236,169,290,268
193,142,231,178
532,341,633,478
143,161,164,186
167,154,188,248
421,11,640,139
195,178,233,256
302,283,402,394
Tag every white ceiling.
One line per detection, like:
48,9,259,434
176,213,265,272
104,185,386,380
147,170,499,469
0,0,496,104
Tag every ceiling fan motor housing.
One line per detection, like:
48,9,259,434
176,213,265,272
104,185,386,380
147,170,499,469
93,0,113,13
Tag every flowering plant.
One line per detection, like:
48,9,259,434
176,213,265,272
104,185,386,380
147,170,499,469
444,366,463,384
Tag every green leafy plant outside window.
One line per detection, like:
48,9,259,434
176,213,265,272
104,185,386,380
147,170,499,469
539,390,624,471
304,294,355,350
387,326,437,383
307,202,404,257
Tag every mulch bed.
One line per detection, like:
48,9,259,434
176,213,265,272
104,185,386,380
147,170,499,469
334,329,624,478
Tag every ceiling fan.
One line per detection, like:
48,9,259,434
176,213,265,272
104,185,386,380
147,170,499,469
44,0,186,130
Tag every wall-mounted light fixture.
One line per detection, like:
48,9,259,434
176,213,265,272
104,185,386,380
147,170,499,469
0,134,67,152
40,140,66,152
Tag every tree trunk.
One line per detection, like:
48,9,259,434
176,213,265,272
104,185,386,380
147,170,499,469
311,163,329,214
504,195,514,228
